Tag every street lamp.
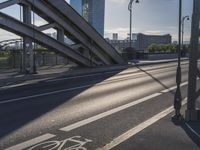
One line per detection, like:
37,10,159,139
172,0,183,121
128,0,139,48
182,15,190,47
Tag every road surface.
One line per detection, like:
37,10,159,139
0,61,199,150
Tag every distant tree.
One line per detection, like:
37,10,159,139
171,45,177,53
146,43,157,53
146,44,178,54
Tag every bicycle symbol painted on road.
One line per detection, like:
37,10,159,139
28,136,92,150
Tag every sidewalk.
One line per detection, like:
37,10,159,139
0,58,188,89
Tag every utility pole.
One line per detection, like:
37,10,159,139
128,0,139,48
181,16,189,47
185,0,200,121
172,0,182,121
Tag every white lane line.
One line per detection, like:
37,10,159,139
0,74,143,104
0,84,94,104
0,66,186,104
98,98,187,150
60,81,188,132
46,72,102,82
0,78,52,90
60,93,161,132
5,133,55,150
0,66,188,104
46,62,188,83
0,72,147,104
185,123,200,139
45,63,188,83
161,81,188,93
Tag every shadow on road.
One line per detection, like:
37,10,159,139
135,64,175,95
0,64,181,147
0,67,128,141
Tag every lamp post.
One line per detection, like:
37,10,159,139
128,0,139,48
172,0,182,121
182,16,190,47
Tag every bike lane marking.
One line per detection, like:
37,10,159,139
60,82,188,132
27,136,92,150
4,81,189,150
98,98,187,150
5,134,55,150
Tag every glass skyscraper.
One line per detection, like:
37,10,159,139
70,0,105,36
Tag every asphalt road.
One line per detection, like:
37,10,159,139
0,61,199,150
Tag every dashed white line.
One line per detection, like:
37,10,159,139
98,98,187,150
5,133,55,150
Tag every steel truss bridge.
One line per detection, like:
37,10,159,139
0,38,21,50
0,0,125,73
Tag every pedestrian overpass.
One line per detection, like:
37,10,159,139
0,0,125,72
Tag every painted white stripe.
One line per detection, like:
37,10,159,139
0,71,152,104
58,81,187,132
5,133,55,150
98,98,187,150
60,93,162,132
0,61,187,91
161,82,188,93
0,78,52,90
0,73,144,104
0,67,188,104
46,62,188,83
0,84,93,104
45,63,188,83
185,123,200,139
47,72,102,82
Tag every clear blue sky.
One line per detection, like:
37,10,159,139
0,0,193,42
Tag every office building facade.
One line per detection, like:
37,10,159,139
70,0,105,36
107,33,172,52
135,33,172,51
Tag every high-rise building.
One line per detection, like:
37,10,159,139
70,0,82,14
70,0,105,36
